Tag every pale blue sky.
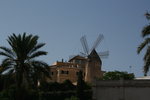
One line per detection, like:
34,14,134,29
0,0,150,77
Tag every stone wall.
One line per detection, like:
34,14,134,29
92,80,150,100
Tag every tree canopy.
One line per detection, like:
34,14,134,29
0,33,50,89
102,71,135,80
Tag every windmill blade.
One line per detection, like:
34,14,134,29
79,52,87,57
98,51,109,59
80,35,89,55
90,34,104,52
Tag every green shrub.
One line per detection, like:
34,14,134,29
76,71,93,100
39,80,76,92
0,77,92,100
84,90,93,100
0,86,39,100
65,96,79,100
0,85,16,100
39,91,76,100
61,80,76,91
102,71,135,80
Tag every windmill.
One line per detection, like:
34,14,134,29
80,34,109,59
80,34,108,83
69,34,109,60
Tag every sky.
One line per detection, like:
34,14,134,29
0,0,150,77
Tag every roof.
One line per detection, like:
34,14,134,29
52,61,73,66
88,49,101,61
68,55,87,62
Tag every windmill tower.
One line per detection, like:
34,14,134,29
80,34,108,83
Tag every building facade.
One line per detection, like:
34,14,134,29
48,50,105,84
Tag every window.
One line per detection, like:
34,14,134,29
66,71,69,74
61,70,64,74
61,70,69,74
76,72,79,75
51,72,54,75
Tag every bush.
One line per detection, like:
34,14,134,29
75,71,93,100
61,80,76,91
0,79,92,100
0,85,39,100
65,96,79,100
39,91,76,100
102,71,135,80
0,85,16,100
39,80,76,92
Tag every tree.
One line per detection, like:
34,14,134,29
65,96,79,100
76,71,85,100
137,12,150,76
61,80,76,91
102,71,135,80
0,33,50,89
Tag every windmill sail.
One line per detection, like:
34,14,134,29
80,35,89,55
80,34,108,58
98,51,109,58
90,34,104,52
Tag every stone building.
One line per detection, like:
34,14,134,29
48,49,105,84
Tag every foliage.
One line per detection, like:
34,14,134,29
61,80,76,91
137,12,150,76
76,71,84,100
0,85,38,100
0,78,92,100
102,71,135,80
39,80,76,92
38,78,92,100
0,33,50,89
0,33,50,100
65,96,79,100
39,90,92,100
38,78,92,99
0,33,93,100
39,91,76,100
0,74,15,91
76,71,92,100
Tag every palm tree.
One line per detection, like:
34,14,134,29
137,12,150,76
0,33,50,88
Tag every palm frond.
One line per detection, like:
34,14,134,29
144,46,150,61
2,33,48,88
28,35,38,49
4,68,15,75
29,43,45,54
0,52,14,59
0,46,14,55
30,60,50,77
145,12,150,20
31,60,49,67
1,58,15,67
7,34,19,55
0,66,13,74
143,57,150,76
138,12,150,76
29,51,47,59
142,25,150,37
23,34,40,57
137,38,150,54
24,34,36,54
143,46,150,75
